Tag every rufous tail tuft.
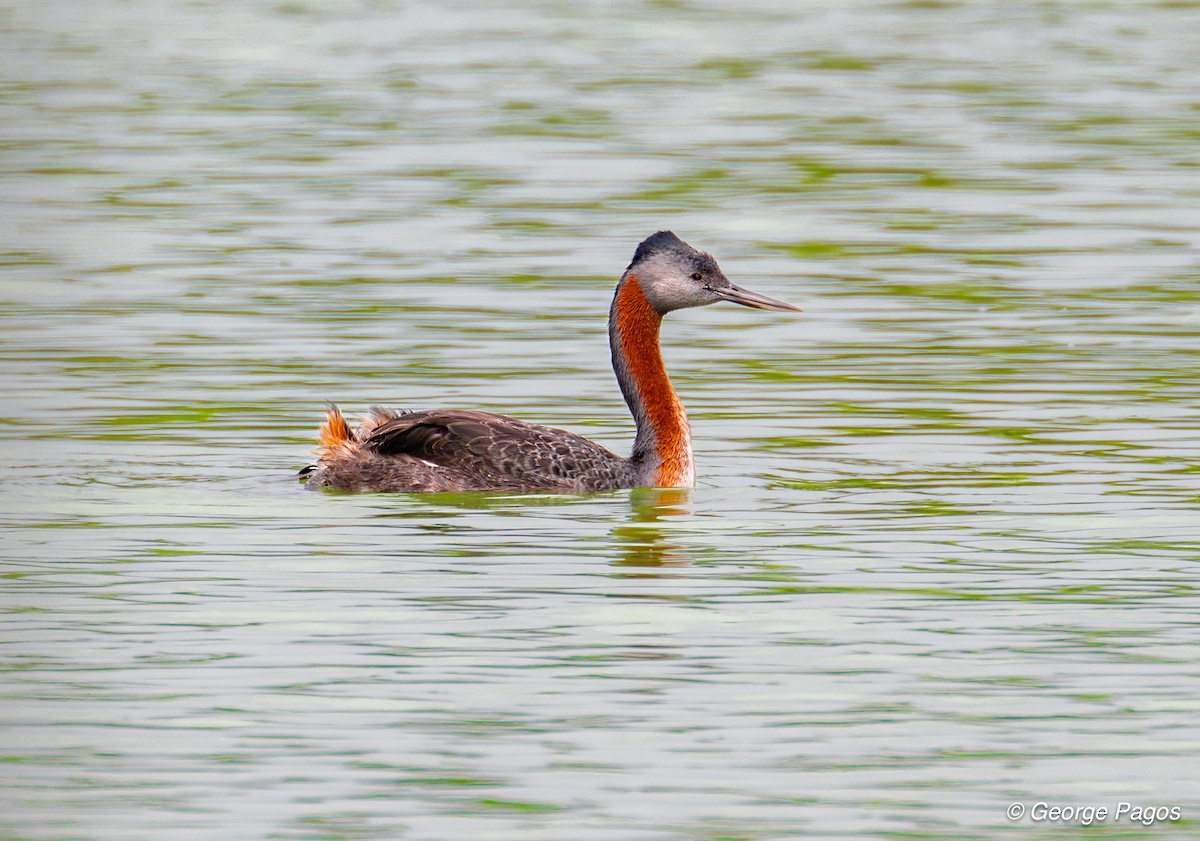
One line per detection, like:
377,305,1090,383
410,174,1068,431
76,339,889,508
318,405,355,452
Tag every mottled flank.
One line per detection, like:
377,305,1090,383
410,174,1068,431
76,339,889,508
303,407,634,493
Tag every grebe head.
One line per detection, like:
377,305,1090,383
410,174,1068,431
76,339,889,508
626,231,802,314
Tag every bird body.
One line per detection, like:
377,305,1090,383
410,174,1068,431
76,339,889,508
302,232,799,493
305,407,633,493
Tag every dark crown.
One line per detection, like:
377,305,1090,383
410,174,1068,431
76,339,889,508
630,231,690,267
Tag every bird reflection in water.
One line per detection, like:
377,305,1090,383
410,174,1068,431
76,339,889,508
611,488,694,567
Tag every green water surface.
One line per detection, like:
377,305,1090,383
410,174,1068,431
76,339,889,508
2,1,1198,839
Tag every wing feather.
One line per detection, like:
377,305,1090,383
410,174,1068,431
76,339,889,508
359,409,631,491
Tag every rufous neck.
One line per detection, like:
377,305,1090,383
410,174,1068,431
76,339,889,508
608,273,694,488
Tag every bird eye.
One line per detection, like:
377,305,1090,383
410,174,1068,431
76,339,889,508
691,272,703,281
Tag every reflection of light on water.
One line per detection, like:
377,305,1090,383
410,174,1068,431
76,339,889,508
611,488,693,566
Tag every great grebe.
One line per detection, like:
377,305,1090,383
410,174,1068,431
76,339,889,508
302,231,800,493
